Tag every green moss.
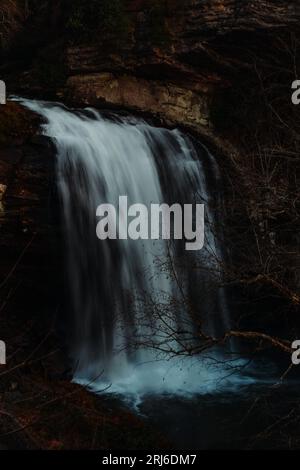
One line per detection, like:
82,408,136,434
147,0,170,47
66,0,93,36
67,0,130,46
101,0,130,43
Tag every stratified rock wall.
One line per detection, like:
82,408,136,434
2,1,299,132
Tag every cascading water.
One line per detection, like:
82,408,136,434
17,98,253,398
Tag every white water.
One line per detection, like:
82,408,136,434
17,98,255,399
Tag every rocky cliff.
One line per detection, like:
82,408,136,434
1,1,299,139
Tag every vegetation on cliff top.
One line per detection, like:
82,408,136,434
66,0,170,47
67,0,131,45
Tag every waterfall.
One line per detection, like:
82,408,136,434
17,98,242,398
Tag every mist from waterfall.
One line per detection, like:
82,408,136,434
17,98,255,399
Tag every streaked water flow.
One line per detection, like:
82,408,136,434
17,98,254,399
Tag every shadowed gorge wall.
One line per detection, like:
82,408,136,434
1,0,300,451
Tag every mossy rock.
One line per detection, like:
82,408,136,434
147,0,170,47
67,0,131,47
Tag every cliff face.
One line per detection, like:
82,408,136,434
2,1,299,136
0,1,24,52
0,103,58,335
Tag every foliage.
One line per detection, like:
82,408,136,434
67,0,130,45
147,0,170,46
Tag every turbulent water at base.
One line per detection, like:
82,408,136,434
18,98,256,399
